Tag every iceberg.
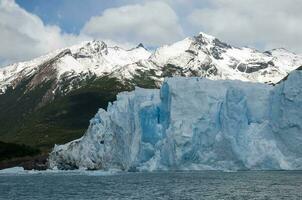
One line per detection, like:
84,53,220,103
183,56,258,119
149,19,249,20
0,167,25,174
49,70,302,171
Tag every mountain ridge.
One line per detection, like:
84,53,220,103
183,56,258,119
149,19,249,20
1,32,302,95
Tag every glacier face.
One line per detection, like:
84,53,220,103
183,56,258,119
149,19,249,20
49,70,302,171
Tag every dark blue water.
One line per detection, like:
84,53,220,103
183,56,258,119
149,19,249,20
0,171,302,200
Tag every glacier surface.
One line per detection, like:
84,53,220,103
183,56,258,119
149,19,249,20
49,70,302,171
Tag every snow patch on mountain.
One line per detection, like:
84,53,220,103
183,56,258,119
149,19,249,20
55,55,88,78
150,37,193,66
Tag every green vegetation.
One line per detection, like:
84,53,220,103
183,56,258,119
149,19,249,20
131,69,160,88
0,72,158,161
0,76,134,150
0,141,40,161
162,64,185,77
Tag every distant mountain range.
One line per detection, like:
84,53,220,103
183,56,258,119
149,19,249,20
0,32,301,152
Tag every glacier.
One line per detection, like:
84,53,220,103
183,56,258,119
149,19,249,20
49,70,302,171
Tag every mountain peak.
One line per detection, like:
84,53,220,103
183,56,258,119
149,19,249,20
198,32,216,41
192,32,217,46
136,43,145,49
71,40,108,57
85,40,107,50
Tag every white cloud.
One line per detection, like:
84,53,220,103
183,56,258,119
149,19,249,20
0,0,86,66
81,1,184,46
187,0,302,53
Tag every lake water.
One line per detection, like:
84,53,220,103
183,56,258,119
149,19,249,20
0,170,301,200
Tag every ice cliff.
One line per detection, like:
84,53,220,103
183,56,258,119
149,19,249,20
49,70,302,171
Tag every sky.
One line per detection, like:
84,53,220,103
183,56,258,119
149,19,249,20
1,0,302,66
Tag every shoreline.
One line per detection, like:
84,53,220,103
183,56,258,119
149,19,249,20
0,154,48,170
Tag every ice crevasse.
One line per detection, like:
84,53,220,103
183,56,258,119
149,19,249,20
49,70,302,171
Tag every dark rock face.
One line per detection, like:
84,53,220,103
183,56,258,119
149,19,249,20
210,39,232,60
137,43,145,49
23,50,73,109
237,63,247,72
237,62,269,73
185,49,198,56
193,34,209,46
74,41,108,59
26,49,71,91
0,154,48,170
210,47,224,60
162,64,186,77
246,63,268,73
213,38,232,49
193,35,232,60
264,51,272,56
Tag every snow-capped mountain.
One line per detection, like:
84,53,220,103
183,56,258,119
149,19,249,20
144,33,302,84
0,40,151,95
1,32,302,96
91,32,302,85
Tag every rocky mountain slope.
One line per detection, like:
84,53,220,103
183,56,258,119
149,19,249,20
0,32,301,151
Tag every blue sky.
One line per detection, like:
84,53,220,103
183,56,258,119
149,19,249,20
16,0,121,34
1,0,302,66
